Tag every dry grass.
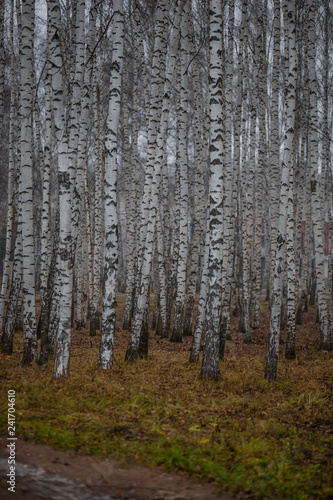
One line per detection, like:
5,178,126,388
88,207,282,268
0,298,332,499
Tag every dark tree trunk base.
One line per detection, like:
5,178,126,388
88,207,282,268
1,339,13,355
138,316,149,359
265,285,270,303
122,316,131,331
22,338,37,366
238,306,245,332
265,358,278,381
295,305,303,325
90,314,97,337
125,344,138,363
155,312,162,336
200,367,221,381
285,349,296,360
183,295,194,337
170,303,184,342
219,338,225,361
189,349,199,363
320,339,333,351
37,315,42,339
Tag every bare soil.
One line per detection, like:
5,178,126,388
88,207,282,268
0,436,236,500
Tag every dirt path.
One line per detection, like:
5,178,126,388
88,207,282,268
0,436,238,500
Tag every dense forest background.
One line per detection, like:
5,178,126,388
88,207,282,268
0,0,332,382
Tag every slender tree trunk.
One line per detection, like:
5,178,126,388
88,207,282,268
307,0,332,351
99,0,124,369
220,0,235,345
200,0,224,381
20,0,37,365
0,231,23,355
0,0,15,332
190,209,210,363
125,0,185,362
265,0,296,380
48,0,73,378
269,0,281,304
170,9,189,342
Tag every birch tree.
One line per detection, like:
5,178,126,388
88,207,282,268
170,3,189,343
99,0,124,369
125,0,185,362
48,0,73,378
20,0,37,365
265,0,297,381
0,0,15,332
307,0,332,352
200,0,224,381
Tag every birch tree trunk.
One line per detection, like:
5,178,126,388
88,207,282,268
0,0,4,125
125,0,185,362
284,0,299,359
20,0,37,365
48,0,73,378
182,3,205,338
38,57,52,348
265,0,297,380
0,0,15,332
123,23,139,330
0,230,23,354
200,0,224,382
190,209,210,363
251,16,266,331
99,0,124,369
219,0,235,344
170,5,189,343
307,0,332,351
269,0,281,302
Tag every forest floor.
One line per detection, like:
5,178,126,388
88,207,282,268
0,296,333,500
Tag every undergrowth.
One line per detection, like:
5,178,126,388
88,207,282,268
0,306,332,500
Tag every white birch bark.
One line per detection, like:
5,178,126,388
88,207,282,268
0,229,23,354
125,0,186,362
20,0,37,365
38,52,53,347
200,0,224,381
91,73,104,336
321,1,332,340
0,0,4,123
170,4,189,343
0,0,15,332
183,1,205,338
240,10,252,342
307,0,332,351
269,0,281,301
265,0,296,380
123,40,139,330
85,160,94,323
190,208,210,363
39,210,60,365
135,0,170,279
284,0,298,361
251,17,266,331
76,0,96,329
220,0,235,344
69,0,86,256
99,0,124,369
48,0,73,378
155,208,168,337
